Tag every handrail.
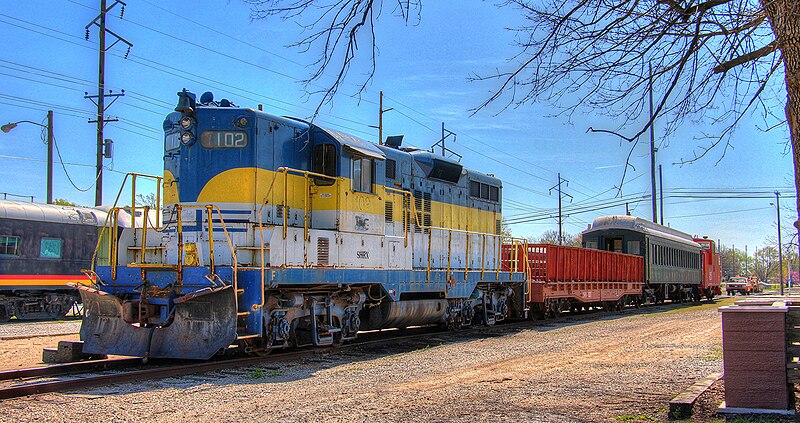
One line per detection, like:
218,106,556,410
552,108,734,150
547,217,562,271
255,166,339,310
90,172,164,281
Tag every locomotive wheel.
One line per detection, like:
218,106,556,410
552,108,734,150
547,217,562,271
0,306,9,322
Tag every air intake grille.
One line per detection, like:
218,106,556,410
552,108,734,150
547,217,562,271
385,159,397,180
317,237,330,265
385,201,393,223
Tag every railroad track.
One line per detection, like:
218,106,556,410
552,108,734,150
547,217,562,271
0,299,717,401
0,325,451,401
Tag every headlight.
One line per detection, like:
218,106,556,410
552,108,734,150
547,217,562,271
234,117,248,128
180,131,194,145
180,117,195,130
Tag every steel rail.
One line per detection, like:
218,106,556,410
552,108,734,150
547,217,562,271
0,357,144,382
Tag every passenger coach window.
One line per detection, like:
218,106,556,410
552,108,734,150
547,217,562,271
40,238,62,258
0,236,19,256
351,157,373,193
312,144,337,186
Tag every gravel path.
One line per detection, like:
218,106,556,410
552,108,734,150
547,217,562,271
3,302,729,422
0,320,81,339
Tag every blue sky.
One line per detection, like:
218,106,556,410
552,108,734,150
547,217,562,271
0,0,794,252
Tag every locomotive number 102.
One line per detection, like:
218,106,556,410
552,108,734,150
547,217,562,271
200,131,248,148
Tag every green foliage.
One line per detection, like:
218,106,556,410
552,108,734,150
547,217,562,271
719,247,749,279
52,198,78,206
245,367,283,379
246,368,265,379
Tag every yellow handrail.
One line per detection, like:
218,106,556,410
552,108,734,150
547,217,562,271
176,204,183,283
254,166,338,310
206,205,216,275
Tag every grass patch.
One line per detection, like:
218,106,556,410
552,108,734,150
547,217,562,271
659,297,737,315
700,347,723,362
246,368,265,379
615,413,658,422
246,368,284,379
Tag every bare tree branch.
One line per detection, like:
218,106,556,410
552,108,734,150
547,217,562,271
714,40,779,73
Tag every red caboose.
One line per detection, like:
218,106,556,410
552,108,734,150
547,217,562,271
693,237,722,300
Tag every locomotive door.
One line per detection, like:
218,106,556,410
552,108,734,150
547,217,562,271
310,142,338,230
256,119,277,225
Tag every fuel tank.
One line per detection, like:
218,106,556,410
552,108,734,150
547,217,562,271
359,299,448,330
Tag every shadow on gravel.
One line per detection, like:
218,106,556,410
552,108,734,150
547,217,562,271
63,298,734,398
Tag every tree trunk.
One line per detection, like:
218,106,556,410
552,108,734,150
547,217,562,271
762,0,800,274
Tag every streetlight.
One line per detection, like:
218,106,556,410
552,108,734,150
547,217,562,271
771,191,784,295
1,111,54,204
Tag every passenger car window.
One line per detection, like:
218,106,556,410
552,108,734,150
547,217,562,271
40,238,62,258
0,236,19,256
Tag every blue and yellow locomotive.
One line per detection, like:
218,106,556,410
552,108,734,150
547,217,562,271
78,90,525,359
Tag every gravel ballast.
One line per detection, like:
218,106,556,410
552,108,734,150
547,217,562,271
2,302,730,422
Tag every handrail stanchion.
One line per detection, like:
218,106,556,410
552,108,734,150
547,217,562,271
427,228,433,280
140,206,149,264
446,229,452,281
176,204,183,284
283,168,288,240
481,235,486,279
464,232,470,281
210,206,238,309
156,178,162,228
303,173,310,243
206,205,216,276
111,208,119,280
131,174,137,234
496,235,501,280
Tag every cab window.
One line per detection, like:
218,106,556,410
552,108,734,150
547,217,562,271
351,157,373,193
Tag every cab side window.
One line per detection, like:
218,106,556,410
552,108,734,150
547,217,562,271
351,157,373,193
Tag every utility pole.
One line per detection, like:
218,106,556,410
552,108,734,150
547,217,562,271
46,110,53,204
85,0,131,206
376,91,393,145
1,111,54,204
430,123,460,160
649,64,658,224
745,245,748,275
775,191,785,295
550,173,572,245
439,123,457,157
658,164,664,225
